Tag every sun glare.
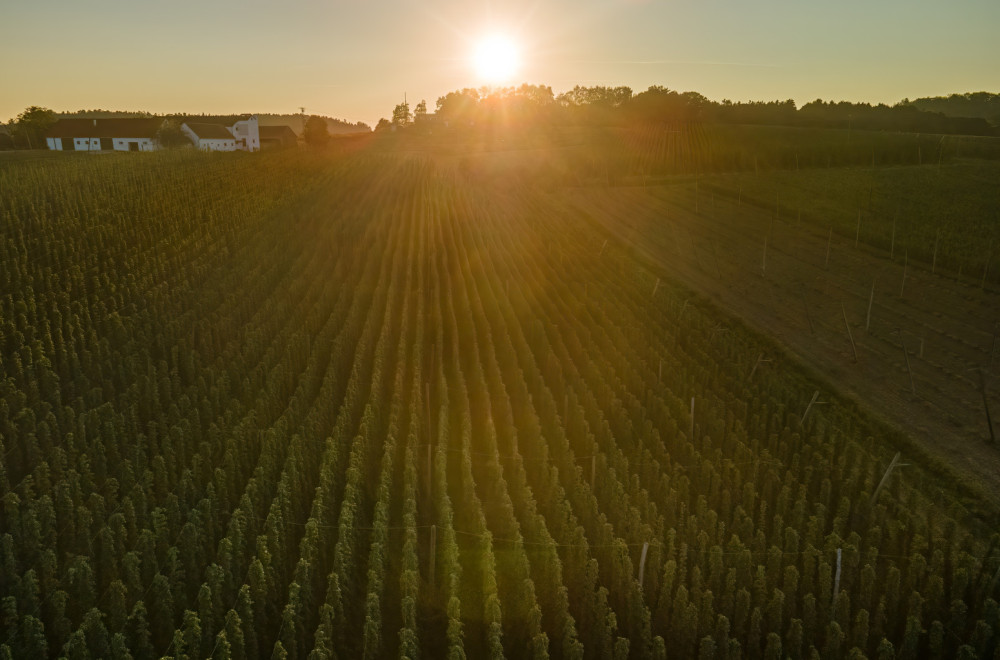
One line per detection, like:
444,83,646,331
473,36,520,84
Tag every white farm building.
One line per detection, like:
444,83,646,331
45,118,162,152
182,122,238,151
45,115,297,153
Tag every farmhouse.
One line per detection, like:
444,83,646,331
181,122,238,151
45,118,162,152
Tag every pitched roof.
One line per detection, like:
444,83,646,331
260,125,298,141
45,118,162,139
184,122,234,140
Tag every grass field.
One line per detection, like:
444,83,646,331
2,137,1000,659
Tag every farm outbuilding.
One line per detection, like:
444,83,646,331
231,116,261,152
44,118,163,152
44,114,297,153
182,122,238,151
260,125,298,149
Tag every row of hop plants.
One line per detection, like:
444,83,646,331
0,151,418,657
3,149,1000,659
432,169,992,660
521,180,999,658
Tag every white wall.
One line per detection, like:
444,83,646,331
199,139,237,152
112,138,156,151
46,136,155,151
180,124,199,147
74,138,100,151
231,116,260,152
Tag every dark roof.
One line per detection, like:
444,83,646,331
259,125,298,141
45,118,162,139
184,122,234,140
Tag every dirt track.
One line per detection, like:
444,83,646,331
567,179,1000,504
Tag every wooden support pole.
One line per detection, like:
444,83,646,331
832,548,843,611
855,209,862,249
801,390,820,426
932,230,940,275
825,228,832,269
426,443,432,500
748,353,763,381
899,333,915,395
638,542,650,590
690,397,696,440
872,452,901,501
900,251,908,297
842,304,858,363
890,215,897,261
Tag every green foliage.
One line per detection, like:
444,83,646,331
392,102,412,127
0,145,997,660
14,106,56,148
156,120,190,149
304,115,330,146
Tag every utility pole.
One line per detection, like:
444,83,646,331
299,107,306,137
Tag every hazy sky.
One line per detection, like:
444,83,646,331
3,0,998,126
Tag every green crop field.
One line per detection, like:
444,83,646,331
2,143,1000,659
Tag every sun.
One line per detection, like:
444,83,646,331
473,36,520,84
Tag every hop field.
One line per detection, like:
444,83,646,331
1,148,999,659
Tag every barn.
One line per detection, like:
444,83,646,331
181,122,238,151
45,118,163,152
260,125,299,149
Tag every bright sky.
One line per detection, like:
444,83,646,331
2,0,998,126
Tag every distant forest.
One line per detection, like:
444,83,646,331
906,92,1000,123
52,110,372,135
383,86,1000,137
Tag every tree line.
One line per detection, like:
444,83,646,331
376,85,998,136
